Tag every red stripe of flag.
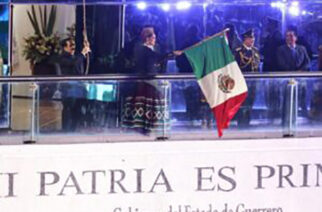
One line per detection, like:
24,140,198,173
212,92,248,137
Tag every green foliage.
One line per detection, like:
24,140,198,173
23,34,61,64
24,5,60,65
27,5,57,37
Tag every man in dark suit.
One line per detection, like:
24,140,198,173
287,25,313,60
58,38,90,132
277,29,310,126
59,38,90,75
277,29,310,71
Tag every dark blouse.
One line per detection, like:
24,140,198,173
133,44,167,74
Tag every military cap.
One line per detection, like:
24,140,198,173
241,29,254,39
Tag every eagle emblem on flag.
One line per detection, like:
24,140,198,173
218,74,235,93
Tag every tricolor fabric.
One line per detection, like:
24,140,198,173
184,34,248,137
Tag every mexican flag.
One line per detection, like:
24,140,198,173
184,34,248,137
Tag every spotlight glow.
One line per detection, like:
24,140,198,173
160,3,170,11
271,1,286,9
137,2,147,10
276,2,286,9
291,1,299,6
176,1,191,10
289,6,300,16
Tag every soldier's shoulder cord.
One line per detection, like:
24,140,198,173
235,47,242,52
252,47,261,58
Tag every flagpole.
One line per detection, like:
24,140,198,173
182,28,230,51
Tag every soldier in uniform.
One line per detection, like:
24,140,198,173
234,29,260,127
234,29,260,72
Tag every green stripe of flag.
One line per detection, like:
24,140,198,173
184,35,235,80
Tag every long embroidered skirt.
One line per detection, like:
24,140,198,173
122,81,170,134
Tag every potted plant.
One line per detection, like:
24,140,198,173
23,5,61,75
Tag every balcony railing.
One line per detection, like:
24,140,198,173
0,72,322,144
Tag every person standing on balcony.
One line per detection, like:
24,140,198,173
261,17,284,122
122,27,169,135
58,38,91,132
276,29,310,72
261,17,283,72
59,38,90,75
277,29,311,123
234,29,260,127
175,24,203,127
122,27,181,135
234,29,260,73
133,27,167,74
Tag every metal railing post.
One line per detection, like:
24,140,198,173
24,83,39,144
283,78,298,137
156,80,170,141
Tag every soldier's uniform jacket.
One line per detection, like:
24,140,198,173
234,45,260,72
